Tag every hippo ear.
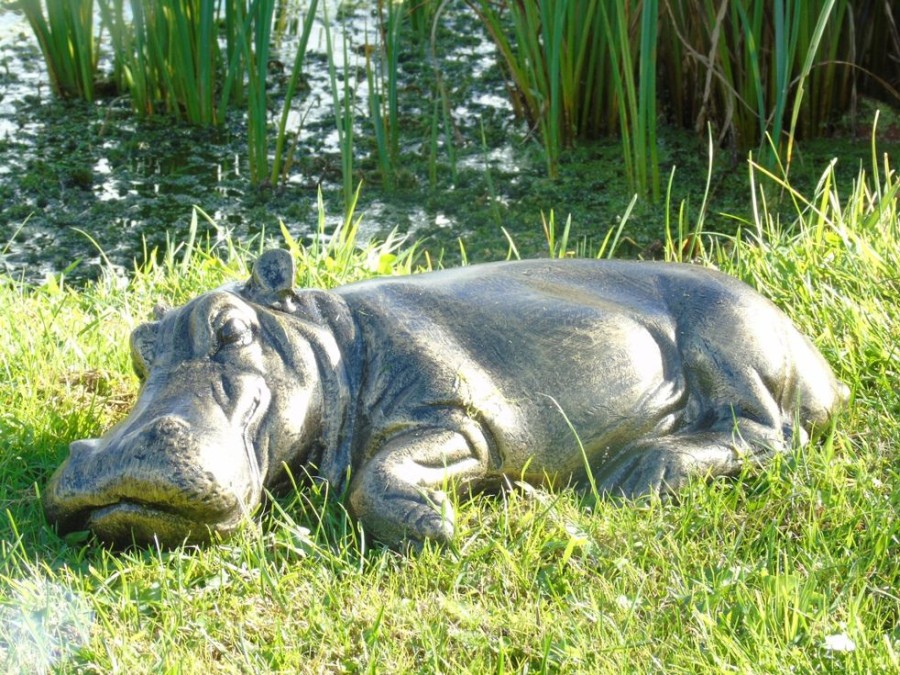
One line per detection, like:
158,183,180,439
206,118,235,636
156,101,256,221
130,321,159,381
250,249,296,295
152,302,170,320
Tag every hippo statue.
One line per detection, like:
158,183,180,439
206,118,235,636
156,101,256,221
43,250,847,548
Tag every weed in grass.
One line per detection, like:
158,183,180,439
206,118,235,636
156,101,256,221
279,184,420,290
539,192,637,261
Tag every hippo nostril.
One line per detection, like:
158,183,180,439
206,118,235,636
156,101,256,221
149,416,191,433
138,416,192,446
69,438,102,457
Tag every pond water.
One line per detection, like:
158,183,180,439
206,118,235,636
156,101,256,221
0,2,896,284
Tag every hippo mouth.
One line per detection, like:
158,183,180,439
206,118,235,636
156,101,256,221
44,406,266,547
54,496,246,548
84,501,241,547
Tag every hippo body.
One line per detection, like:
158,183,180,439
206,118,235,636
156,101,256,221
44,251,847,548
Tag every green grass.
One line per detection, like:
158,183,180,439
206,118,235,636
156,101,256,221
1,144,899,671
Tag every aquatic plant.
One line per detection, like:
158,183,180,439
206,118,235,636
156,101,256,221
97,0,237,125
600,0,660,200
407,0,441,45
269,0,319,186
243,0,276,184
469,0,898,190
429,0,459,187
322,1,356,213
364,0,404,189
659,0,855,165
96,0,321,184
468,0,660,195
13,0,899,197
17,0,98,101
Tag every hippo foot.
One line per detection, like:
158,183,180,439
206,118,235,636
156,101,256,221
597,447,719,498
349,482,456,549
594,419,791,499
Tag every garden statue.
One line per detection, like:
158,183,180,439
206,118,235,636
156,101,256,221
44,250,847,548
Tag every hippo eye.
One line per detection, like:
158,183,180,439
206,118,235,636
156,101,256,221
216,316,254,349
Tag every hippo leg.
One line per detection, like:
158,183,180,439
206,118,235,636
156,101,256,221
594,415,794,498
348,429,487,548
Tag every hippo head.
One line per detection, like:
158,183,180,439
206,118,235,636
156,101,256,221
43,250,349,547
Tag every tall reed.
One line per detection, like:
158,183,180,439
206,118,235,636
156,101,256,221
659,0,854,158
95,0,319,184
470,0,659,197
429,0,459,186
244,0,320,186
97,0,224,125
323,2,356,212
18,0,98,101
270,0,319,185
598,0,660,200
407,0,441,46
96,0,139,108
472,0,895,186
365,0,404,189
244,0,276,184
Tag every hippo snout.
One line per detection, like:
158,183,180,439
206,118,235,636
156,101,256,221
44,412,264,547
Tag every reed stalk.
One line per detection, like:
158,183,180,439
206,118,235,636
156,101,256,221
659,0,856,159
408,0,441,46
597,0,659,199
430,0,458,185
16,0,898,193
783,0,838,168
221,0,248,109
372,0,403,187
364,0,403,188
469,0,659,196
270,0,319,185
95,0,134,104
365,52,391,189
323,1,356,213
244,0,276,184
472,0,887,185
18,0,98,101
100,0,221,124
